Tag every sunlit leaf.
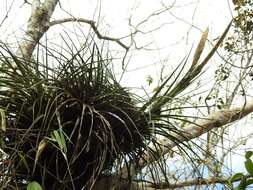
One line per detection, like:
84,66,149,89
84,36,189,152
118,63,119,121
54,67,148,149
34,139,47,173
27,181,43,190
146,75,153,85
229,172,244,183
245,159,253,176
52,130,67,154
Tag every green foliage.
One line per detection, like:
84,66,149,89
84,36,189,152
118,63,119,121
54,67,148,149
27,181,43,190
245,152,253,177
245,151,253,159
0,41,152,189
215,65,230,81
0,20,231,189
233,0,253,36
225,0,253,53
228,151,253,189
146,75,153,85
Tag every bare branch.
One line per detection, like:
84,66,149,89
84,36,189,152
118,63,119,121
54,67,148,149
49,18,130,50
23,0,32,5
0,0,15,28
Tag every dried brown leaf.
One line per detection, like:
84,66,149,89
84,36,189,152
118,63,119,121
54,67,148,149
192,28,209,68
200,21,232,66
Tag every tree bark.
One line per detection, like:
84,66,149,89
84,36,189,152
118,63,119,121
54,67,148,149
17,0,59,60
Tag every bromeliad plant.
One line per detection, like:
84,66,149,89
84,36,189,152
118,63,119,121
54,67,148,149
0,42,152,189
0,23,230,190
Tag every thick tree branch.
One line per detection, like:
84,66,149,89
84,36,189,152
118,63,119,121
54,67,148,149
144,176,244,189
17,0,59,60
159,177,228,189
147,178,227,189
121,100,253,177
93,174,250,190
49,18,130,50
93,100,253,189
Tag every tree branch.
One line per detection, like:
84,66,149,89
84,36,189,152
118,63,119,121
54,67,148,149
145,176,237,189
49,18,130,50
17,0,59,60
92,100,253,189
120,100,253,177
93,173,250,190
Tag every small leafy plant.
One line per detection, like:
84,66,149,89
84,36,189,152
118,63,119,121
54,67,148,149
229,151,253,189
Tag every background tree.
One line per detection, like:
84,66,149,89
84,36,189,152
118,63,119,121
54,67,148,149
0,0,252,189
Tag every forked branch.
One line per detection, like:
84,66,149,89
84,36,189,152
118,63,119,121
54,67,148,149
50,18,129,50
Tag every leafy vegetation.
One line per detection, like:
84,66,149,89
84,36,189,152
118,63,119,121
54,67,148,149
0,13,232,188
0,41,153,189
228,151,253,190
27,181,43,190
2,0,252,189
0,33,200,190
0,34,201,189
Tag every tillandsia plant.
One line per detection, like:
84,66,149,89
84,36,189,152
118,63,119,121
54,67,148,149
0,41,152,189
0,22,231,190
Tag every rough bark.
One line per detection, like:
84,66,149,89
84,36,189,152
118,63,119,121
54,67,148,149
17,0,59,60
